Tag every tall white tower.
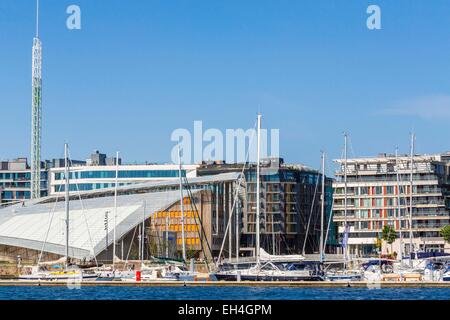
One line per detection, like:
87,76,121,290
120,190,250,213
31,0,42,199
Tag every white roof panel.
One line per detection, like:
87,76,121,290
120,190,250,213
0,189,200,259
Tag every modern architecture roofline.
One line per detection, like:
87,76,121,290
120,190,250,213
20,172,242,206
333,154,441,164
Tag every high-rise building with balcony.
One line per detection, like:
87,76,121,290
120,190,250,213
332,153,450,257
0,158,48,206
198,158,336,256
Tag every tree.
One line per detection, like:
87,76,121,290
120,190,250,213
381,225,398,254
375,236,382,253
440,225,450,243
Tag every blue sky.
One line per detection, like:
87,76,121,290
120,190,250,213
1,0,450,171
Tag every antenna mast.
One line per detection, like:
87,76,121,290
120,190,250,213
36,0,39,37
31,0,42,199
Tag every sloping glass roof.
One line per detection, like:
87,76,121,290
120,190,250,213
0,189,200,260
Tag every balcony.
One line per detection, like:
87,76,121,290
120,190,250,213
414,223,449,229
334,175,438,183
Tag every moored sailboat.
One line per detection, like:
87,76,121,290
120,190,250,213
19,144,97,281
213,114,325,282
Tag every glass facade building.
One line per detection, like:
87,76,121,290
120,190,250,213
49,165,198,195
243,163,335,255
197,158,336,255
54,169,185,181
0,155,197,206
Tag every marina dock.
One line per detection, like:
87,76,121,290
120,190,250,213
1,280,450,288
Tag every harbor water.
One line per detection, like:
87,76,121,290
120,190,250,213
0,286,449,300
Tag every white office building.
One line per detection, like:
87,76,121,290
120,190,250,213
49,164,199,196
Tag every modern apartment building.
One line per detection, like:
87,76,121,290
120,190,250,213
333,153,450,257
0,158,48,206
197,158,336,256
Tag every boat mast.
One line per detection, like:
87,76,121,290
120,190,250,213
236,188,240,262
165,207,169,258
138,224,141,261
142,200,146,262
64,143,70,269
113,151,119,269
178,145,187,262
395,147,403,262
343,133,348,268
320,151,325,263
255,113,262,268
272,196,276,255
409,133,415,268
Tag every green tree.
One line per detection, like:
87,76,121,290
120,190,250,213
440,225,450,243
381,225,398,254
375,236,382,253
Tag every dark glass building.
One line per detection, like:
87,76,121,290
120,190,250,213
197,158,336,256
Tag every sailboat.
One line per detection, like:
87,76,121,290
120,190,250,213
390,139,423,279
323,135,363,281
19,144,97,281
317,147,362,282
360,134,440,282
93,151,138,281
212,114,324,282
442,261,450,281
163,146,203,281
119,147,204,282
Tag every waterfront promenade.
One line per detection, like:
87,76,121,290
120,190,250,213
1,280,449,288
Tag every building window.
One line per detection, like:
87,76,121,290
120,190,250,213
359,210,369,218
55,169,185,180
363,199,371,207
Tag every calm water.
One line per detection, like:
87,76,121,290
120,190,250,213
0,286,449,300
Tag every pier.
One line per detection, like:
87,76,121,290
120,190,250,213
0,280,449,288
